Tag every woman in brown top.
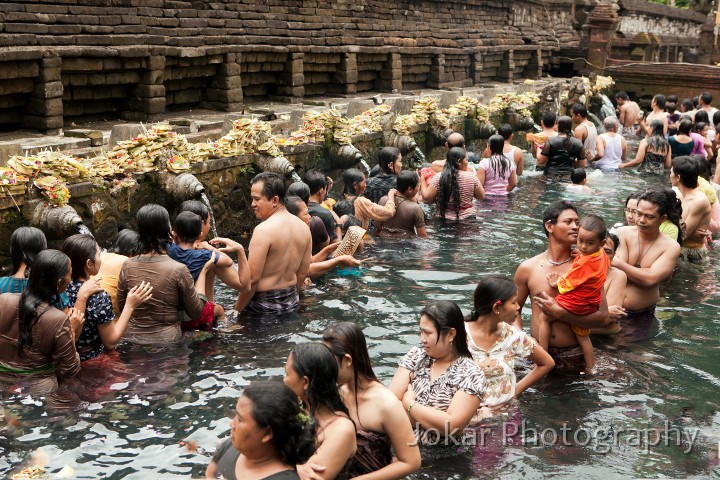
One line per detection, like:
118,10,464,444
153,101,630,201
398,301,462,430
117,204,213,345
0,249,82,395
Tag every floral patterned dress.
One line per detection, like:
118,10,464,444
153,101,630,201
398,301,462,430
465,322,537,408
66,281,114,361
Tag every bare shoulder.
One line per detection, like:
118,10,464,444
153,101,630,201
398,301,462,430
658,235,681,255
370,384,403,414
516,253,543,275
326,414,357,438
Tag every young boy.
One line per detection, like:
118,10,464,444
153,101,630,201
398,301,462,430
538,214,609,372
168,211,224,329
566,168,592,194
376,171,428,238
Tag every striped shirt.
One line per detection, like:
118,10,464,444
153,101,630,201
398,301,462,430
430,171,479,219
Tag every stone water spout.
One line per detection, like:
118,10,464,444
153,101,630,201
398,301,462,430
253,154,302,182
161,172,206,202
430,125,454,147
31,203,83,240
328,143,364,171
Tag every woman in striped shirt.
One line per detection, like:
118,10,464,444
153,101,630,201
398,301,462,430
421,147,485,219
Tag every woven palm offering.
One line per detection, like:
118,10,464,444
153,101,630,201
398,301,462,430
332,226,366,257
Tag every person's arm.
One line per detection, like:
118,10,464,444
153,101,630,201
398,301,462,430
476,165,486,187
116,264,128,314
664,148,672,169
507,169,518,192
420,177,438,203
621,140,646,168
595,135,605,161
296,231,312,290
537,142,550,166
205,461,218,479
73,278,103,315
388,366,412,400
308,255,362,278
209,237,251,293
621,137,627,161
51,314,81,379
611,243,680,288
402,388,481,433
684,199,711,239
619,106,627,127
534,289,609,329
182,255,213,319
354,395,421,480
573,123,586,143
98,282,152,350
361,191,396,221
606,269,627,321
473,177,485,201
513,261,531,329
234,226,271,311
514,344,554,396
514,148,524,176
298,417,356,480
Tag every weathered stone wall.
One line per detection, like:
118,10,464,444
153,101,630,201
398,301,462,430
0,0,575,131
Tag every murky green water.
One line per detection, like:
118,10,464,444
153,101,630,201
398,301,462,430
2,155,720,479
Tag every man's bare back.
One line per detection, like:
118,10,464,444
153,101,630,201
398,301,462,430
253,210,311,292
619,102,640,128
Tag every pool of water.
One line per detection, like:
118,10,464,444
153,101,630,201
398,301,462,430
2,156,720,479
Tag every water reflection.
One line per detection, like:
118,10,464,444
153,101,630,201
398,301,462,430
1,159,719,478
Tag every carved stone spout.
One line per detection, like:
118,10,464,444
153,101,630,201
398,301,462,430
328,143,364,170
31,203,83,240
161,172,205,202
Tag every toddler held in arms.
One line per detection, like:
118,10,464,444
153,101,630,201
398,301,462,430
538,214,609,372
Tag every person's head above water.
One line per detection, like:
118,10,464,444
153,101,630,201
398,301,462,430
470,274,518,319
107,229,141,257
61,233,100,282
322,322,378,388
342,168,366,197
542,200,578,238
173,211,203,244
445,132,465,150
419,300,471,360
10,226,47,276
136,204,172,255
570,168,586,185
250,172,286,221
179,200,210,240
577,214,607,255
378,146,402,175
286,181,311,205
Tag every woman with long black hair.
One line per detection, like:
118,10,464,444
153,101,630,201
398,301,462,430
477,134,517,195
421,147,484,219
0,250,82,394
284,343,357,480
323,322,420,479
621,120,671,174
537,115,585,175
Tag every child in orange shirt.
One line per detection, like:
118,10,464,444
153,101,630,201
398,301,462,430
539,214,609,372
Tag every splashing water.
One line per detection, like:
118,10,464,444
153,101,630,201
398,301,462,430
77,223,93,236
358,158,372,175
409,148,426,170
533,123,542,132
291,171,302,183
587,112,605,134
199,193,218,239
600,94,616,121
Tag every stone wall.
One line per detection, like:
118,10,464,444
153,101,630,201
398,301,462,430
0,0,575,131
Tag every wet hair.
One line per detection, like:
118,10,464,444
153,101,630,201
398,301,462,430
713,111,720,128
666,102,676,114
691,154,710,180
625,192,641,208
571,103,588,118
368,165,381,178
287,181,311,205
659,187,683,245
241,381,317,466
695,122,709,137
396,170,420,193
469,275,517,318
671,155,699,188
420,301,471,359
136,204,172,255
107,229,141,257
653,94,666,110
342,168,366,197
341,214,362,235
579,214,607,241
570,168,586,185
301,170,326,197
497,124,513,140
446,132,465,149
615,91,629,101
541,111,557,128
333,199,355,218
18,250,71,351
557,116,574,151
61,234,98,282
680,99,693,113
692,96,699,109
694,110,709,125
179,200,209,223
322,322,378,428
605,232,619,251
251,172,286,202
647,120,669,155
378,146,401,175
289,343,351,419
438,147,466,219
9,226,47,276
677,118,693,136
487,134,512,181
542,200,577,237
173,211,202,244
284,195,305,217
666,94,678,105
700,92,712,106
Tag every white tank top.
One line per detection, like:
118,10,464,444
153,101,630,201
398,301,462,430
595,133,623,169
503,146,516,166
583,122,598,158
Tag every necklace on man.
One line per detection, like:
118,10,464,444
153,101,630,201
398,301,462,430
635,231,659,267
545,250,572,266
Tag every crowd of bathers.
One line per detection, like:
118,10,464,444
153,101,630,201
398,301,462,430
1,89,718,480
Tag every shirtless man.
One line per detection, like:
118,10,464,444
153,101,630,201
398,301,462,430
481,123,524,175
430,132,465,173
670,156,711,263
641,94,668,136
514,200,610,371
612,190,680,335
615,91,640,134
234,172,312,314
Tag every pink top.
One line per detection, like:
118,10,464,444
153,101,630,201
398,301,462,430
430,170,479,219
478,156,516,195
690,132,707,158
